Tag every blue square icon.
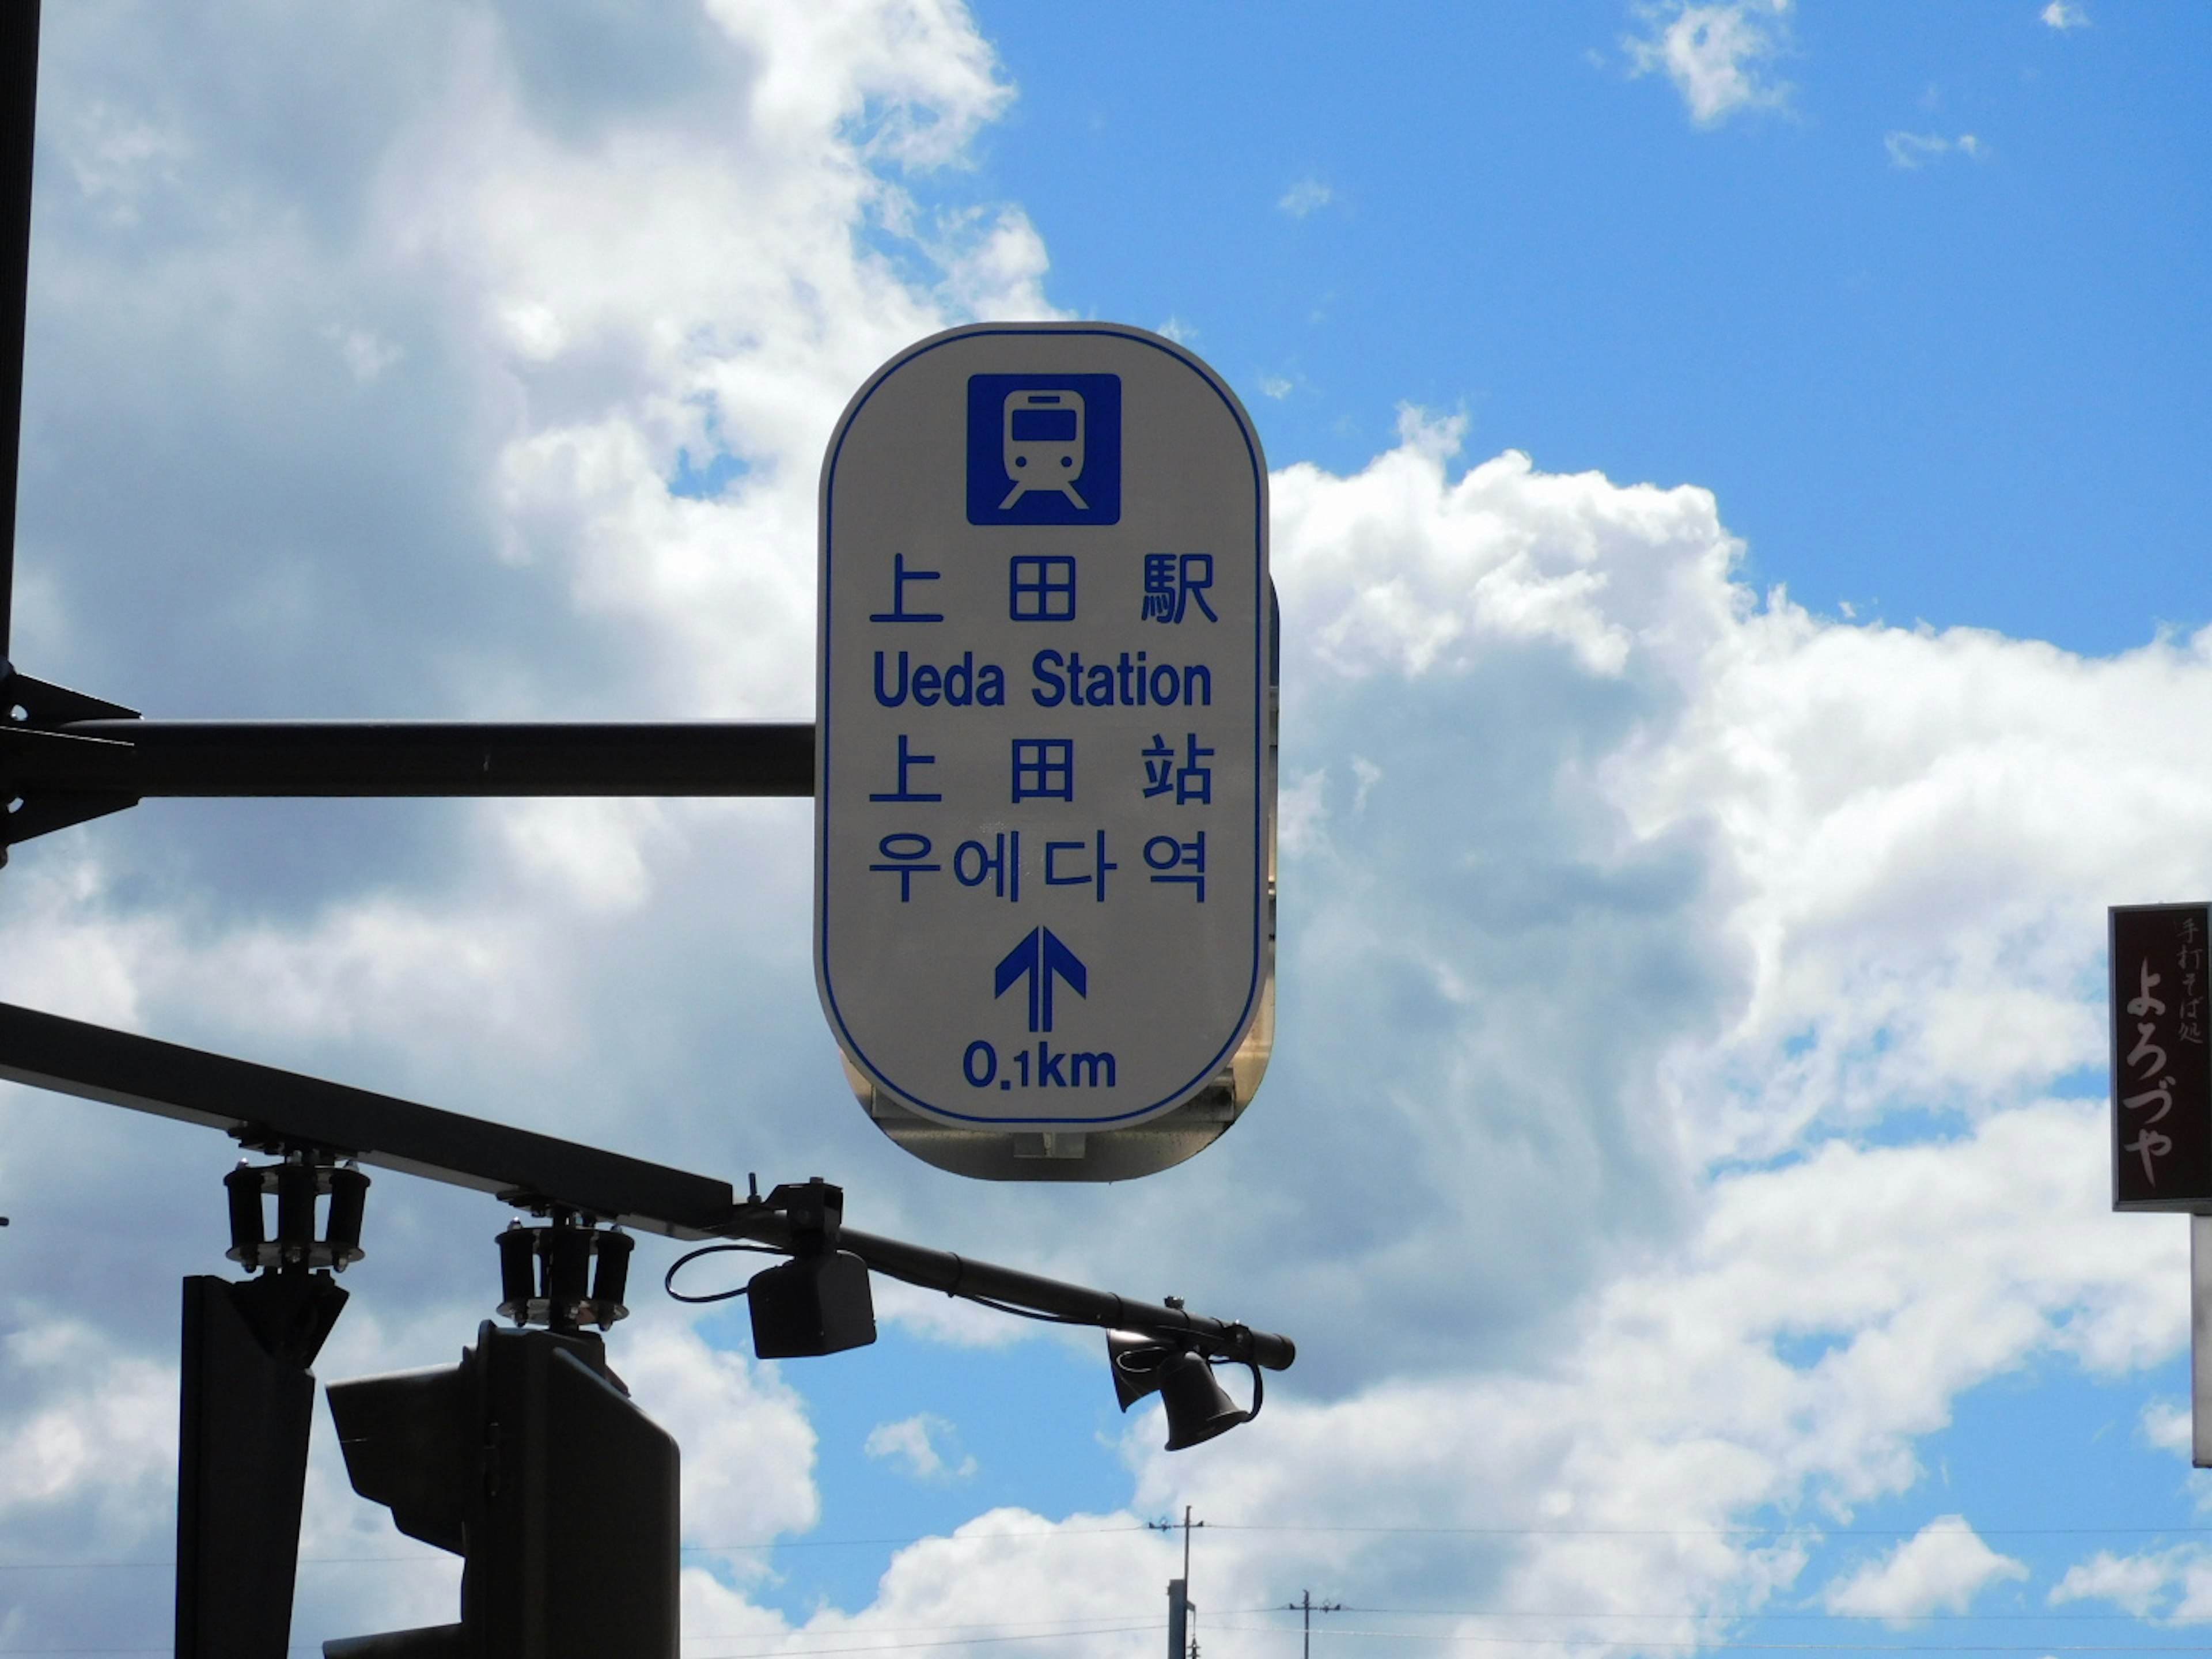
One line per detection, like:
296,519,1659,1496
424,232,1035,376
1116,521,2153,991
966,374,1122,526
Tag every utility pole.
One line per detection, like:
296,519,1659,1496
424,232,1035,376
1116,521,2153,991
1150,1505,1205,1659
1285,1589,1343,1659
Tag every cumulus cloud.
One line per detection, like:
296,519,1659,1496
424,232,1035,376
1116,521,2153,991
1108,414,2206,1640
2141,1396,2193,1455
1823,1516,2027,1623
1279,177,1334,217
2043,2,2092,30
681,1510,1170,1659
618,1322,820,1557
5,3,2211,1656
2054,1544,2212,1621
1624,1,1794,126
0,1320,175,1530
0,0,1036,1647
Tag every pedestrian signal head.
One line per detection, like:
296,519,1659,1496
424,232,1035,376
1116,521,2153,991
747,1249,876,1359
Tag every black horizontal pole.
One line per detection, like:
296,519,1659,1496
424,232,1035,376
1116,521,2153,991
21,719,815,796
827,1226,1297,1372
0,998,1295,1366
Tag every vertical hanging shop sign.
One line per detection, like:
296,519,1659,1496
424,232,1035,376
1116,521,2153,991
2112,902,2212,1210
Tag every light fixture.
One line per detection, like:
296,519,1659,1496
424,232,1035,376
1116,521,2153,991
1107,1330,1262,1449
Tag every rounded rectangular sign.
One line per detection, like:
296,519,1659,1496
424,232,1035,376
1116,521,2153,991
816,323,1270,1130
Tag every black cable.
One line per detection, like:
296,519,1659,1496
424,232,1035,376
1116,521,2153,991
952,1289,1097,1326
664,1241,783,1304
663,1237,1228,1355
665,1246,1098,1323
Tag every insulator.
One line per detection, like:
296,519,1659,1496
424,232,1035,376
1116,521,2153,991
324,1164,369,1266
592,1228,633,1312
223,1163,266,1265
497,1224,539,1320
547,1225,593,1309
275,1161,319,1262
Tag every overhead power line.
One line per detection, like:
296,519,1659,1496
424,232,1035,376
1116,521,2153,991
0,1632,1165,1659
1222,1609,2203,1623
6,1516,2210,1573
1208,1628,2212,1654
1209,1523,2212,1540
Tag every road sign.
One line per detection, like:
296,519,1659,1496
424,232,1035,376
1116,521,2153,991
816,324,1271,1154
2112,902,2212,1210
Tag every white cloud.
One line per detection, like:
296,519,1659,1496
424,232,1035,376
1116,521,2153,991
2141,1396,2192,1456
1279,177,1333,217
617,1321,820,1557
2042,2,2092,31
681,1510,1171,1659
1624,1,1793,126
13,387,2206,1649
0,6,1043,1643
323,323,403,384
2054,1544,2212,1622
866,1412,978,1481
9,4,2212,1655
1272,418,1728,682
0,1321,175,1524
1115,1102,2163,1641
1824,1516,2028,1623
60,100,188,225
1887,130,1991,168
1888,131,1946,167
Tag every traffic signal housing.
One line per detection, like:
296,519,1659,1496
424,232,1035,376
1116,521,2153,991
324,1320,678,1658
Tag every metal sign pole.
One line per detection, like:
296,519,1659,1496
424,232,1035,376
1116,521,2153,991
2194,1214,2212,1468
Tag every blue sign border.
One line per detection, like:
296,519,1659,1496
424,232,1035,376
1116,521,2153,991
816,324,1268,1127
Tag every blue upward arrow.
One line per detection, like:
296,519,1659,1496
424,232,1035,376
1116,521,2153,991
993,926,1088,1033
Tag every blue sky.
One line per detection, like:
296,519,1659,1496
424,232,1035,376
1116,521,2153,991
948,3,2211,656
2,3,2212,1657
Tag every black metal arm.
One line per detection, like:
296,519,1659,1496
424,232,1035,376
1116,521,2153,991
5,718,815,796
0,667,816,854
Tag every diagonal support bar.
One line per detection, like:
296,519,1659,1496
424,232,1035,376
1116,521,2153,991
0,999,739,1235
0,998,1296,1366
0,0,36,670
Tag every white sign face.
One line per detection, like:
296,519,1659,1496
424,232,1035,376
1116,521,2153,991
816,323,1270,1132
